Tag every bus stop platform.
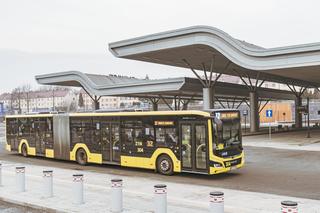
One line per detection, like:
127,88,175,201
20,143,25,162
243,128,320,151
0,161,319,213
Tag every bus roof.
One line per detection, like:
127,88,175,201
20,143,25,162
69,110,211,117
5,109,240,119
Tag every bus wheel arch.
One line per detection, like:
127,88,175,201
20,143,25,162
156,154,174,175
76,148,88,165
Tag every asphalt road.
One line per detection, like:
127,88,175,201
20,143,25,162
0,128,319,200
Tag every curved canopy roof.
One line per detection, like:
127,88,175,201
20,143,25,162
35,71,294,100
109,25,320,88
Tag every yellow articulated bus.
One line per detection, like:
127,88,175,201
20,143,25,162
5,110,244,175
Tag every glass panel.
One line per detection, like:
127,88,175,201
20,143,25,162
195,125,207,169
111,124,120,162
101,123,110,161
45,118,53,149
222,122,240,144
35,118,45,154
181,125,192,168
7,118,19,150
18,118,29,136
155,127,178,146
91,120,101,153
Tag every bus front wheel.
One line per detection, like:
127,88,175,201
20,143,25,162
156,155,173,175
76,148,88,165
21,144,28,157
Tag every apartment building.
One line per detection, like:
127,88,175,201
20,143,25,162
0,88,76,114
80,89,142,111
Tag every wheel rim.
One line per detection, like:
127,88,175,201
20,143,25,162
160,159,170,172
78,151,87,163
22,146,27,156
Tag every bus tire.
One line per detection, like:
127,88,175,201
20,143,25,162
76,148,88,165
21,144,28,157
156,154,174,175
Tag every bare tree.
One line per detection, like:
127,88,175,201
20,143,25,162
21,84,32,113
11,87,22,114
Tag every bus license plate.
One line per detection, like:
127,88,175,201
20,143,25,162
230,166,237,170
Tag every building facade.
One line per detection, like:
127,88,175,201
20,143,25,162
79,89,142,111
0,88,76,114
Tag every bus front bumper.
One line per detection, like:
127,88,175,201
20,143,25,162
209,154,244,175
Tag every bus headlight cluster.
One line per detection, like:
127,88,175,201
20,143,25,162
213,163,223,168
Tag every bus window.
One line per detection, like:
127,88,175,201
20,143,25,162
111,124,120,161
44,117,53,149
144,123,155,142
6,118,19,150
18,118,29,136
155,127,177,147
195,125,206,169
122,120,143,154
70,118,89,145
222,122,240,143
47,118,52,131
124,129,133,144
181,125,192,168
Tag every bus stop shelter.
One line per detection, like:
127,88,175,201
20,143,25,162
36,71,295,131
109,25,320,132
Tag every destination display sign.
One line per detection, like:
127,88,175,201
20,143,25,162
154,121,174,126
215,112,239,119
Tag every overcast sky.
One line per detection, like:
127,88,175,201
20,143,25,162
1,0,320,93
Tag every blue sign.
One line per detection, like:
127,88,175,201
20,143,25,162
266,109,273,118
0,103,3,116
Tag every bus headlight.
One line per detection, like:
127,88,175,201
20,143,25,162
210,161,223,168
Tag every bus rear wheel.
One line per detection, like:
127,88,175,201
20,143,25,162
21,144,28,157
76,148,88,165
156,155,173,175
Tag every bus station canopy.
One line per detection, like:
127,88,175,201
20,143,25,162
109,26,320,88
35,71,294,100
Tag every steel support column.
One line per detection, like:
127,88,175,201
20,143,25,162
295,96,302,128
152,103,158,111
183,57,227,111
234,70,265,132
287,84,306,129
149,98,159,111
94,95,100,110
203,88,214,110
249,91,259,133
182,102,188,110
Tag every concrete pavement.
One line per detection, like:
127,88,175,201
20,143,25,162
0,161,319,213
243,129,320,151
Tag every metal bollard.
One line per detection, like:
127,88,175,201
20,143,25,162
281,201,298,213
209,191,224,213
154,184,167,213
111,179,123,212
43,170,53,198
72,174,84,204
15,166,26,192
0,163,2,186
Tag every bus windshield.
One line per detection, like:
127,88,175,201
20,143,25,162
222,121,240,145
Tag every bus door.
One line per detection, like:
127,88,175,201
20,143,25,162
180,121,208,172
101,122,120,163
34,118,46,155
